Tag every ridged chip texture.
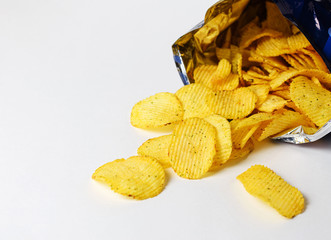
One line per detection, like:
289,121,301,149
206,88,257,119
290,76,331,127
257,95,287,113
130,92,184,128
253,110,309,141
237,165,305,218
175,83,214,119
204,114,232,166
92,156,166,200
137,134,172,168
169,118,216,179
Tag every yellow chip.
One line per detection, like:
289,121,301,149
246,85,270,107
232,123,260,149
131,92,184,128
229,138,254,161
206,88,257,119
232,113,274,149
290,76,331,127
256,37,292,57
204,114,232,166
194,64,217,86
137,134,172,168
249,51,289,71
301,49,330,73
271,89,291,100
175,83,214,119
254,110,310,141
169,118,216,179
233,112,274,131
243,73,270,85
257,94,287,113
287,32,311,50
282,54,306,70
213,59,232,83
216,48,231,61
92,156,166,200
270,68,331,90
237,165,305,218
239,23,283,49
194,65,239,91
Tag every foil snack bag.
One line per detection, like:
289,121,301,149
172,0,331,144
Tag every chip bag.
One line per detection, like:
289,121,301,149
172,0,331,144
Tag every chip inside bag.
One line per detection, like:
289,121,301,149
172,0,331,144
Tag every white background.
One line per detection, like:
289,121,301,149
0,0,331,239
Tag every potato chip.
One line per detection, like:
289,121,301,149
254,110,310,141
295,53,316,69
282,54,306,70
311,76,323,88
246,84,270,107
239,23,283,49
301,49,330,73
216,47,231,61
175,83,214,119
229,138,254,161
257,95,287,113
204,114,232,166
206,88,257,119
169,118,216,179
92,156,166,200
137,134,172,168
213,59,232,83
287,32,311,50
194,64,239,91
271,89,291,100
290,76,331,127
194,64,217,86
249,51,288,71
233,112,274,131
237,165,305,218
243,73,270,85
131,92,184,129
232,123,260,149
256,37,292,57
232,113,274,149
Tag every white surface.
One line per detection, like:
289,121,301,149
0,0,331,239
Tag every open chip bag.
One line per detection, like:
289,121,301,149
172,0,331,144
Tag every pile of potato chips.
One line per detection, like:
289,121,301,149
92,0,331,218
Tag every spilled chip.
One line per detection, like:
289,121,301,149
169,117,216,179
237,165,305,218
137,134,172,168
92,156,166,200
131,92,184,128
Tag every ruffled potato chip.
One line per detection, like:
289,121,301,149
229,138,254,161
290,76,331,127
257,94,287,113
206,88,257,119
175,83,214,119
92,156,166,200
237,165,305,218
204,114,232,166
137,134,172,168
169,118,216,179
131,92,184,128
254,110,310,141
246,84,270,107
